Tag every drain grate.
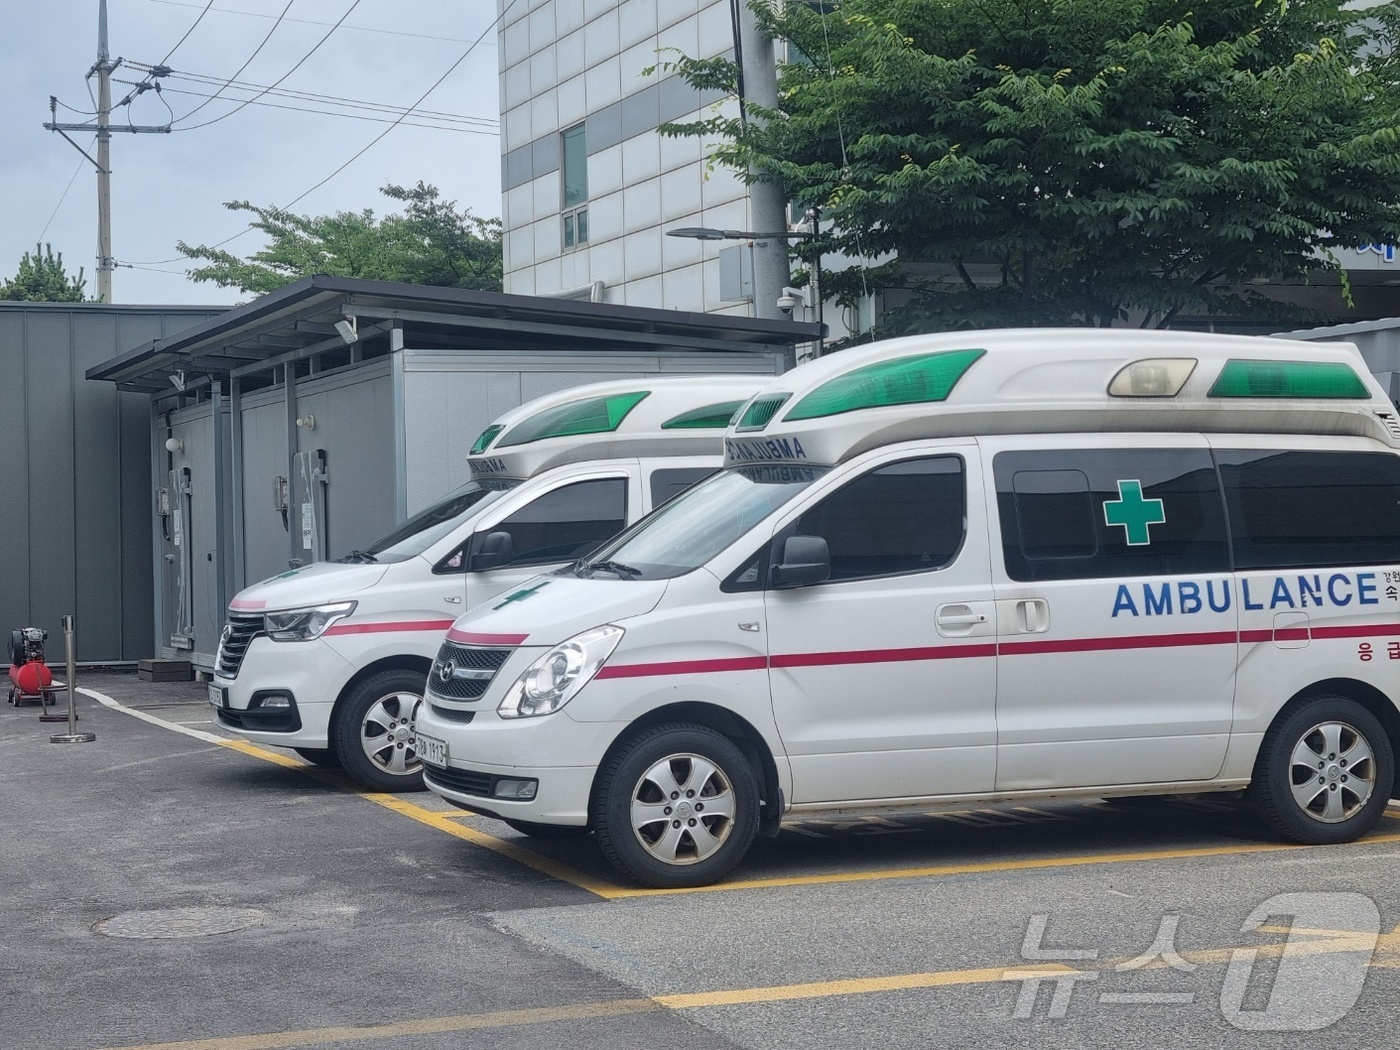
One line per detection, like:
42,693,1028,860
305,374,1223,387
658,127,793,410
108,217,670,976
94,907,266,939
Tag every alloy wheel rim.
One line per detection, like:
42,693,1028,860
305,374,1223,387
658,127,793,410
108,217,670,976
629,752,737,865
360,692,422,776
1288,719,1376,823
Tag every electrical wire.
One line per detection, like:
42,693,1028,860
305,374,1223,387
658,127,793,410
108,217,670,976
166,0,297,124
112,79,500,134
279,0,515,213
118,2,515,267
37,150,93,244
121,66,498,126
144,0,487,46
173,0,368,132
158,0,216,65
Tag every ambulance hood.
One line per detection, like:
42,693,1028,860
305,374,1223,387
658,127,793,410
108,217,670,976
445,575,668,648
229,561,391,613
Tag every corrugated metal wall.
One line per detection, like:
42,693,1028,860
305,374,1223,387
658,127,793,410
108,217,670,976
0,304,224,661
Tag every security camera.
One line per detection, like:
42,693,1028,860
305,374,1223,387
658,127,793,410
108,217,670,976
776,292,800,314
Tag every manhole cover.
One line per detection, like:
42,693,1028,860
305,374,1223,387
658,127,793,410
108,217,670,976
94,907,266,939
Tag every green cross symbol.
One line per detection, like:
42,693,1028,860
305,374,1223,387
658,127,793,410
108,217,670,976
1103,479,1165,546
492,580,551,610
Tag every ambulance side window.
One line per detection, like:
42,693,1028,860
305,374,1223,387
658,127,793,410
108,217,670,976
1217,450,1400,569
488,478,628,567
782,455,966,583
648,467,715,508
995,448,1229,582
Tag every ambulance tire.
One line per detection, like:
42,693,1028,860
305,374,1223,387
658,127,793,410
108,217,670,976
331,670,428,793
293,747,341,768
1250,695,1394,845
593,722,760,889
501,819,590,839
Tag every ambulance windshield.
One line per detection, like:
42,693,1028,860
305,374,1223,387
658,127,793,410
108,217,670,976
350,479,520,562
577,465,825,580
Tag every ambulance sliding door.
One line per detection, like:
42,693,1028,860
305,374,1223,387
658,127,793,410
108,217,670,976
986,436,1236,791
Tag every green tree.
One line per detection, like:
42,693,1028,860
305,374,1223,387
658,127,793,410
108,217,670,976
661,0,1400,334
177,182,503,295
0,243,89,302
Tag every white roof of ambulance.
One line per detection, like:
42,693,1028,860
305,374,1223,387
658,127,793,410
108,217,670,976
467,374,771,480
722,328,1400,469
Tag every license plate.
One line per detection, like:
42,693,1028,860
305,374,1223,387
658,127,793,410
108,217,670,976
416,732,448,767
208,684,226,709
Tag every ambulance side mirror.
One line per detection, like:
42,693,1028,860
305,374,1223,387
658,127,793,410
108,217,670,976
769,535,831,588
468,531,514,572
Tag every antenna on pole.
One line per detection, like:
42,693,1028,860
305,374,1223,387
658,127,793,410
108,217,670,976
43,0,172,303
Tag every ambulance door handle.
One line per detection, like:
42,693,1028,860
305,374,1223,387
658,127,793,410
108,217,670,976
936,603,989,637
1017,599,1050,634
444,595,462,604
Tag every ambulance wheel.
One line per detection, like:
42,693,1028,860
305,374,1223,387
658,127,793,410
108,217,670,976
502,819,590,839
1250,696,1394,845
593,723,759,888
293,747,341,769
331,670,427,793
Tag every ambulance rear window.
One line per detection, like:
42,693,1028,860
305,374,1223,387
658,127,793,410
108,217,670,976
1217,450,1400,569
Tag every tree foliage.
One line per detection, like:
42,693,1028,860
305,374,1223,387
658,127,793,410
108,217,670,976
0,243,89,302
177,182,503,295
661,0,1400,333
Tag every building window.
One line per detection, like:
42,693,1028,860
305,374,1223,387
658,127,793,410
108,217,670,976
561,123,589,250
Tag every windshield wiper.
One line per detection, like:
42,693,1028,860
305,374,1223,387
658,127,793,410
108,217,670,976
579,559,642,579
337,550,378,564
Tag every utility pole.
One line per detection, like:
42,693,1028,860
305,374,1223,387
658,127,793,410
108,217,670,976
44,0,171,303
734,0,792,321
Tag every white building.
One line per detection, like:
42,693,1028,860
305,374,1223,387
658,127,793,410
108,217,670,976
498,0,785,317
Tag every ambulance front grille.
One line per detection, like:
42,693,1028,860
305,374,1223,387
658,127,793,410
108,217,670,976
215,614,263,679
428,640,512,701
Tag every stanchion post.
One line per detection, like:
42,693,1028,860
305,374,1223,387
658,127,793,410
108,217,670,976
50,615,94,744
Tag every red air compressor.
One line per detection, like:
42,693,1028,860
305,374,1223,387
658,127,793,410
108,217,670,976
8,627,55,706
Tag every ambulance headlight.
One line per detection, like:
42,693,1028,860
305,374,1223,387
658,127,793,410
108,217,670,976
498,625,624,718
264,601,356,642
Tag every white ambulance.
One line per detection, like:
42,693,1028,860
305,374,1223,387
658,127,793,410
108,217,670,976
209,375,769,791
416,329,1400,887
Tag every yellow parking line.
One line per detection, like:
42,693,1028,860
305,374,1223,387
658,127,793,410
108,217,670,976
207,738,617,896
602,829,1400,899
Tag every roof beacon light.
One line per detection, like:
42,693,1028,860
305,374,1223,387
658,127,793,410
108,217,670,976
495,391,651,448
469,424,505,455
1108,358,1197,398
784,348,986,422
1208,359,1370,400
735,394,792,432
661,400,748,430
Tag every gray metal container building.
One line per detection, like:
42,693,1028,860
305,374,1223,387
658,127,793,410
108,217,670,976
88,277,821,671
0,302,224,662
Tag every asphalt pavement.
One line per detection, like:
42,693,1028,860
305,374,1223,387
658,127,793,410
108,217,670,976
4,670,1400,1050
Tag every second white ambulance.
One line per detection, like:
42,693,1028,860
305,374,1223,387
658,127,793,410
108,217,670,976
417,329,1400,886
210,375,768,790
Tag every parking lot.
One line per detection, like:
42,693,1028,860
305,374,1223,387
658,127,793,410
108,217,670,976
6,671,1400,1050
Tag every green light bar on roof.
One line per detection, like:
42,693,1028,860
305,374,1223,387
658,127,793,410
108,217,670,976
469,424,505,455
661,400,747,430
784,348,987,422
495,391,650,448
1208,359,1370,400
735,394,792,432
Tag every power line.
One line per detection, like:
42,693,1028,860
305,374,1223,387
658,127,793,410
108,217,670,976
158,0,215,65
123,64,498,126
171,0,368,132
37,150,93,243
167,0,297,124
116,4,514,267
144,0,491,46
112,78,500,134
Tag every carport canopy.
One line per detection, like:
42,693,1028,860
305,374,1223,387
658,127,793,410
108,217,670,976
87,275,825,393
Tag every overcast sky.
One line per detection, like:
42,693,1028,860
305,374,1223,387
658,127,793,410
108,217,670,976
0,0,502,305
